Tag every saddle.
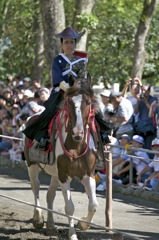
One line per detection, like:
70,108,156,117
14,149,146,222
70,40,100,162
26,114,58,165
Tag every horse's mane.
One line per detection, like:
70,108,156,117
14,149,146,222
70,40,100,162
65,86,94,98
65,85,93,97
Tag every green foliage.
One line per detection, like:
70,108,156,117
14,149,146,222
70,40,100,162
143,9,159,83
76,13,98,29
0,0,159,88
87,0,143,88
0,0,38,80
87,0,159,88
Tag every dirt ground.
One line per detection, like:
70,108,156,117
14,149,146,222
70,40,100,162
0,165,159,240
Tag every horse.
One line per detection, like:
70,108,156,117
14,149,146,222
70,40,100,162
24,73,99,240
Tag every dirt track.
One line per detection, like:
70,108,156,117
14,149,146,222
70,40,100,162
0,165,159,240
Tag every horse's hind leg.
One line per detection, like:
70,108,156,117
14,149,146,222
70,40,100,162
46,175,59,236
78,175,98,230
28,164,44,229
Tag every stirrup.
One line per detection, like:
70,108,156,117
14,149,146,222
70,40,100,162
37,138,48,151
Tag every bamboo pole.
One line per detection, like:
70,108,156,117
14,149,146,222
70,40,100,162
105,151,112,232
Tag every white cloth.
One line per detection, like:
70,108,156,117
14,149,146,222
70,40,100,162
110,137,121,159
149,156,159,171
115,97,134,135
132,151,151,175
127,96,139,122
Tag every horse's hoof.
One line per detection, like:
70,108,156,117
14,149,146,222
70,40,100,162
33,215,44,229
70,234,78,240
77,217,90,230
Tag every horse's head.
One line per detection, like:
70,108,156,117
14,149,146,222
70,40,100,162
68,72,92,89
64,73,95,142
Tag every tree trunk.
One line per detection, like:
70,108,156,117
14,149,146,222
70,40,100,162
33,0,44,84
39,0,65,82
72,0,96,51
131,0,158,79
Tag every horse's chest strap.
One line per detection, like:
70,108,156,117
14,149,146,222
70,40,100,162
56,113,91,159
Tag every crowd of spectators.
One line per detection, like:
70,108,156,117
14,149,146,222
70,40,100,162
0,75,50,164
95,77,159,193
0,75,159,194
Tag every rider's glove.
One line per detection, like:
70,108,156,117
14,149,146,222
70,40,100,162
59,81,69,92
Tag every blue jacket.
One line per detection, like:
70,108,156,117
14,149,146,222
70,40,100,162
52,54,88,87
52,55,69,87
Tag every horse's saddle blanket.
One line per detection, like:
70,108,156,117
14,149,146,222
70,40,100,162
28,140,54,165
28,114,57,165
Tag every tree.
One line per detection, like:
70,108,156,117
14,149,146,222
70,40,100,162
131,0,159,80
32,0,44,82
39,0,65,85
0,0,159,87
72,0,96,51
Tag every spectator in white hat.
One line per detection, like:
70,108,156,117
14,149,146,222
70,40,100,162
112,134,131,178
16,90,35,119
109,91,134,139
23,77,32,90
100,89,113,115
39,87,50,105
23,89,34,99
114,135,151,185
28,101,45,116
137,138,159,192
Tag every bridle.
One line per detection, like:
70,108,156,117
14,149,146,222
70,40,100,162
56,96,95,159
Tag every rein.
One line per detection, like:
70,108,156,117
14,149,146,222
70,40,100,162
56,102,95,159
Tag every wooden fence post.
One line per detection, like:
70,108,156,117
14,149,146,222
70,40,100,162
105,151,112,231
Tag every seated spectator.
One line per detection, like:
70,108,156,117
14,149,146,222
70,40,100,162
0,98,9,122
28,101,45,116
9,139,23,166
137,138,159,192
39,87,50,105
109,91,134,139
0,95,12,117
2,88,13,112
95,130,121,191
10,104,20,132
14,113,30,161
112,134,130,177
113,135,151,185
23,77,32,90
0,115,14,154
16,89,35,119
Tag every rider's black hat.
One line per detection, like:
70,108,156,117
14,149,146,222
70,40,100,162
56,27,85,39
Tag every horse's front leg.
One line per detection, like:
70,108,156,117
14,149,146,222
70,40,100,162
78,175,98,230
28,164,44,229
60,179,78,240
46,175,59,236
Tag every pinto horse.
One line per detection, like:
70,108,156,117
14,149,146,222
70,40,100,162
24,73,99,240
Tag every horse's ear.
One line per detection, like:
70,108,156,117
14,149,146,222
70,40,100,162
86,73,92,87
68,75,75,87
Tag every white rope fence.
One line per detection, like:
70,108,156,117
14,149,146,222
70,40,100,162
106,143,159,162
0,193,143,240
0,134,23,141
0,134,157,239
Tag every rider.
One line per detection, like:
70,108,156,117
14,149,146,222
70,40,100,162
23,27,111,149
